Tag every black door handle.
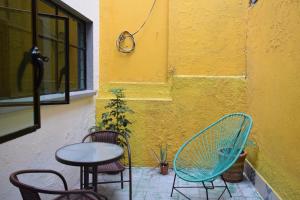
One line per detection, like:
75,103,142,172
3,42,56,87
35,57,44,89
31,46,48,89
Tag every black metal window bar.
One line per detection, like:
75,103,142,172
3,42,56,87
0,0,90,144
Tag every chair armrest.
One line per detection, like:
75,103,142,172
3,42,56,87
10,169,68,191
82,132,94,142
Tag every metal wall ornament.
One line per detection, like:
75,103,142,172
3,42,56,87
116,31,136,53
116,0,157,53
250,0,258,6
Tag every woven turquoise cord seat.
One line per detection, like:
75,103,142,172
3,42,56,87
171,113,253,200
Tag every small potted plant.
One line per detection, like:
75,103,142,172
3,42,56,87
152,144,169,175
220,138,257,182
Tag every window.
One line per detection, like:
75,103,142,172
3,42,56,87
38,0,87,92
0,0,91,143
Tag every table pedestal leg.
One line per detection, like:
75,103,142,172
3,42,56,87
83,166,89,189
92,166,98,192
80,167,83,189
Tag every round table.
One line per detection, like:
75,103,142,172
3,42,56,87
55,142,124,192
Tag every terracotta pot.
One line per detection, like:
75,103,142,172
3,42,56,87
222,151,248,183
160,163,169,175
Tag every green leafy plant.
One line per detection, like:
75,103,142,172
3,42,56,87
152,144,168,166
92,88,134,146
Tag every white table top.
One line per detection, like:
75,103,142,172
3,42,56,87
55,142,124,166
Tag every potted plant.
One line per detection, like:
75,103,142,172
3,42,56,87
220,138,257,183
91,88,134,147
152,144,169,175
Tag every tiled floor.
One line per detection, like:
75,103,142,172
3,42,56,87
96,167,262,200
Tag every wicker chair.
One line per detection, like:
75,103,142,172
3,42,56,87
81,130,132,200
9,169,107,200
171,113,253,200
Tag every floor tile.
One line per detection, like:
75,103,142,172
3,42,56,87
94,167,261,200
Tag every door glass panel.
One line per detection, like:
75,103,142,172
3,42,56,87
0,0,33,101
37,14,69,103
0,0,38,142
78,49,85,90
69,16,78,47
38,0,55,15
69,46,78,91
58,10,86,91
0,106,34,137
77,21,85,48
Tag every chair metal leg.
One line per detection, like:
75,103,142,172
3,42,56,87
202,182,209,200
92,166,98,192
170,174,177,197
205,188,209,200
120,171,124,189
129,167,132,200
222,176,232,197
172,176,233,200
97,193,108,200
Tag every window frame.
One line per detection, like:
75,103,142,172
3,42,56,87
0,0,93,144
0,0,41,143
39,0,89,94
38,12,70,105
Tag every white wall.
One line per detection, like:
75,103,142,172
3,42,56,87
0,1,99,199
62,0,100,89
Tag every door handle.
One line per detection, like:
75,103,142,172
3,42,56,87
35,57,44,89
31,46,49,89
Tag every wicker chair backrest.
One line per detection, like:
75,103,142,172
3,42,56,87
10,172,41,200
84,130,119,144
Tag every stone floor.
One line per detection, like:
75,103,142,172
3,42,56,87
96,167,262,200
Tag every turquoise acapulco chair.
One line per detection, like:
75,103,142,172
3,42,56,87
171,113,252,200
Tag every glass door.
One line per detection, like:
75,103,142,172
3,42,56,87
0,0,70,143
0,0,40,143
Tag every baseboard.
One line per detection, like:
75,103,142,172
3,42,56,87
244,160,282,200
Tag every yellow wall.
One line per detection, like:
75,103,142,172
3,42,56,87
247,1,300,199
98,0,248,165
98,0,300,199
169,0,247,76
97,76,247,165
100,0,168,83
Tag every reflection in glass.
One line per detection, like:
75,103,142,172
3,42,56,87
0,0,33,102
69,47,78,91
38,15,67,95
58,9,86,91
69,16,78,47
0,107,34,137
70,46,85,91
38,0,55,15
78,49,85,90
0,0,36,140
